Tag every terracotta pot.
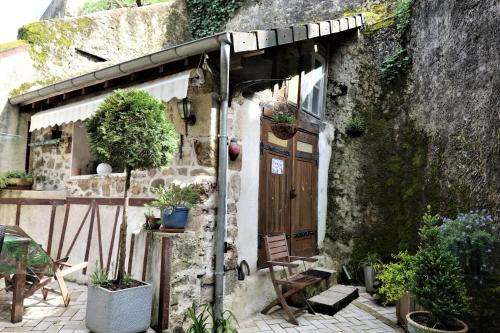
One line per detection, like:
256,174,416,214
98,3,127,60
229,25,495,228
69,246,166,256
271,122,297,140
406,311,468,333
6,178,33,190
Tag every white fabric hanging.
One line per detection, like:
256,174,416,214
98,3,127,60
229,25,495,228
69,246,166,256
29,69,192,132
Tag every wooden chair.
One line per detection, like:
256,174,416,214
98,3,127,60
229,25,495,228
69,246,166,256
0,225,87,322
261,234,322,325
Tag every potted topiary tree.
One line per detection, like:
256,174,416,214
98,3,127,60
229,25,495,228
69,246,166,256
85,89,178,333
407,208,468,333
149,183,202,229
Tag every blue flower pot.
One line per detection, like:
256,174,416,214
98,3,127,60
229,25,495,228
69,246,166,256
162,207,189,229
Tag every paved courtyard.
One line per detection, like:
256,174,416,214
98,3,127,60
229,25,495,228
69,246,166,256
0,282,402,333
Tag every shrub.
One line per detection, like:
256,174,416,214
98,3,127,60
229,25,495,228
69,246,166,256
410,208,467,326
441,210,498,276
0,175,7,189
3,170,32,179
86,89,178,284
376,251,415,304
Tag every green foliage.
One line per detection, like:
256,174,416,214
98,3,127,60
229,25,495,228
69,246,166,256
3,170,32,179
86,89,178,171
382,48,411,82
0,176,7,189
81,0,172,14
376,251,415,304
185,303,210,333
89,264,110,287
144,208,155,218
149,183,202,210
186,0,244,39
270,111,296,124
441,210,498,275
10,77,62,97
345,115,365,136
410,207,468,324
0,40,26,52
184,302,238,333
395,0,414,35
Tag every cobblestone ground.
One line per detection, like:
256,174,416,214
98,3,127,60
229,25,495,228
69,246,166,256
0,282,401,333
239,288,404,333
0,281,155,333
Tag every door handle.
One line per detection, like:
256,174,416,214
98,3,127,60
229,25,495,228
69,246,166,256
290,189,297,199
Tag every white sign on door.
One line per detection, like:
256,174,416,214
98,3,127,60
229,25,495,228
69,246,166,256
271,158,284,174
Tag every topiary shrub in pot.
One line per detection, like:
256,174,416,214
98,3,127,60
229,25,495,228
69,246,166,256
408,208,468,333
149,183,202,229
85,89,178,333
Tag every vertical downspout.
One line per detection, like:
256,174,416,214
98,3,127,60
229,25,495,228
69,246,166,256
214,40,231,315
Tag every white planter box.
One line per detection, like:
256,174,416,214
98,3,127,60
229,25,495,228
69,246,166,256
86,282,153,333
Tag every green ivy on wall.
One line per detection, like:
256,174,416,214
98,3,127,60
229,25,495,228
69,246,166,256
186,0,244,39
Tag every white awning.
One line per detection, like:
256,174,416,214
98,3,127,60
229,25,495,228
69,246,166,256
29,69,193,132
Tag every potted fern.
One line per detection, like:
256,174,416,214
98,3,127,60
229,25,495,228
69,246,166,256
85,89,178,333
149,183,202,229
361,253,382,294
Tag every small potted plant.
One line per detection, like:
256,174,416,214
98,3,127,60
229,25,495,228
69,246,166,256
150,183,202,229
86,265,152,333
143,209,160,230
345,115,365,137
2,170,33,190
376,251,420,326
407,209,468,333
361,253,382,294
270,105,297,140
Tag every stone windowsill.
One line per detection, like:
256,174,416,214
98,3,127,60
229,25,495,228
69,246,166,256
70,172,125,180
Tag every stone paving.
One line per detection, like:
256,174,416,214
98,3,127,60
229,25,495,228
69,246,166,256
0,281,402,333
238,288,404,333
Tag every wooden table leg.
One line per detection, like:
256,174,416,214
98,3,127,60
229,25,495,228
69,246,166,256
11,272,25,323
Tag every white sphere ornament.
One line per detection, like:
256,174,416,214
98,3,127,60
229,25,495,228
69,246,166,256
96,163,112,175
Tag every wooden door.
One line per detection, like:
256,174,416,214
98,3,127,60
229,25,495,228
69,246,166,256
258,118,318,268
290,131,318,257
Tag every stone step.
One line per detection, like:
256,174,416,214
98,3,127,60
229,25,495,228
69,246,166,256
308,284,359,316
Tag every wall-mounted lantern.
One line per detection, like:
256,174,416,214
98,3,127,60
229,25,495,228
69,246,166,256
177,98,196,136
228,138,240,161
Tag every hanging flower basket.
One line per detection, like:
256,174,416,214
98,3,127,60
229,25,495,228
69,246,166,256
271,122,297,140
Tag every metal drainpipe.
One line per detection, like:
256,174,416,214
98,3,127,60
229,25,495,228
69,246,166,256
214,40,230,315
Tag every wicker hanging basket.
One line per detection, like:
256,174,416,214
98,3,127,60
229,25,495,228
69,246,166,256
271,122,297,140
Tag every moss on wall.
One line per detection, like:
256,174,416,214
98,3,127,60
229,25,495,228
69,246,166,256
18,17,92,70
9,77,62,97
0,40,27,52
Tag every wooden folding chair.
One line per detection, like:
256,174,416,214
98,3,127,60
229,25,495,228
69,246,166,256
261,234,322,325
0,225,87,322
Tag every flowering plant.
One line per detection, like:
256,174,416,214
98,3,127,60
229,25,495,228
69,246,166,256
440,210,498,276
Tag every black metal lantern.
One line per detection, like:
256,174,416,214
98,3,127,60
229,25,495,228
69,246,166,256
177,98,196,136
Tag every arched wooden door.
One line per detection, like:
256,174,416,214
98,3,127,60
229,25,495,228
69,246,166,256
258,118,318,268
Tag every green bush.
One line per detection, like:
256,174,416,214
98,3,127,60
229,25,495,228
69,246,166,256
3,170,32,179
410,208,468,325
376,251,415,304
441,210,498,275
0,175,8,189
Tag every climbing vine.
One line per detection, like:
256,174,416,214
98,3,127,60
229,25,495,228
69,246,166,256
186,0,244,39
382,48,411,82
395,0,414,35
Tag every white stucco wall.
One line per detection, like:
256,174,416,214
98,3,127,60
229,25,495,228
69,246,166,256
317,122,335,248
234,98,261,272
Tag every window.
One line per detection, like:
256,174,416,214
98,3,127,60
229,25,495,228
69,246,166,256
300,53,326,118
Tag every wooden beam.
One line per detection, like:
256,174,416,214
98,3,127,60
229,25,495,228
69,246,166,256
158,237,172,330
